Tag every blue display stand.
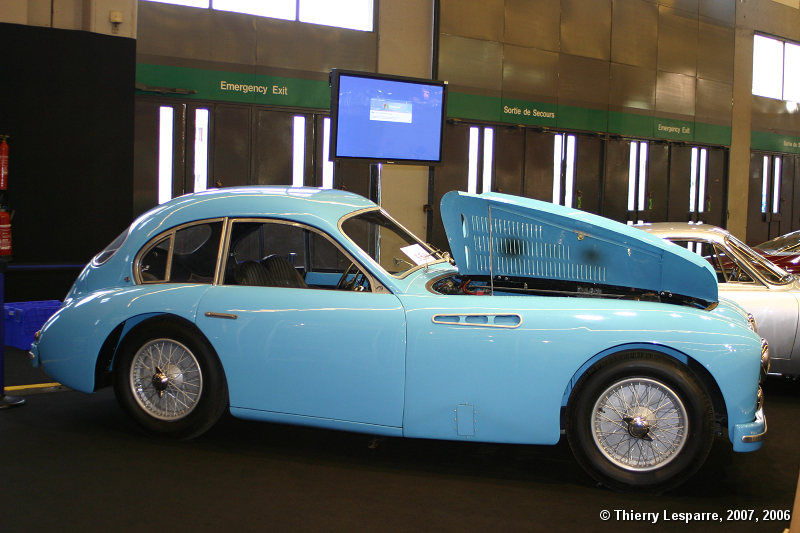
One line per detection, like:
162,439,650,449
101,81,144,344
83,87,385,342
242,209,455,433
0,261,25,409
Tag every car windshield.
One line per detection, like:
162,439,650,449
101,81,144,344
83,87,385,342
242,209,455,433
340,209,441,276
758,230,800,253
727,235,793,285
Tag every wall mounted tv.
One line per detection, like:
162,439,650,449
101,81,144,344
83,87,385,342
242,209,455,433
329,69,447,164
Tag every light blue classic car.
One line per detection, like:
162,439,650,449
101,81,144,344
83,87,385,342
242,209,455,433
30,187,767,491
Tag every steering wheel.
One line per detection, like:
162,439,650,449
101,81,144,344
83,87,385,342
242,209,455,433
336,263,366,291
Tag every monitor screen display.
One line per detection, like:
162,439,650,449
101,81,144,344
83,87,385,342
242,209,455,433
330,70,446,164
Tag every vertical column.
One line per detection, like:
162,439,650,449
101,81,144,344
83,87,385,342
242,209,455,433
376,0,435,239
728,26,754,239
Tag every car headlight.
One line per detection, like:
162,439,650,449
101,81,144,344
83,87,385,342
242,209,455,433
747,313,758,333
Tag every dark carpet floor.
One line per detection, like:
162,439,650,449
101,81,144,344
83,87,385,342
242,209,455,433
2,346,798,532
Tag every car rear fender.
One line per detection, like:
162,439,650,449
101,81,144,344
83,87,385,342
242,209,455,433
94,312,198,390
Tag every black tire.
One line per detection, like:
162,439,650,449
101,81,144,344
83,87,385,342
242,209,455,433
113,319,228,439
566,351,715,492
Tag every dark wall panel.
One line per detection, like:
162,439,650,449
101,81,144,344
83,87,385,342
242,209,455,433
503,45,558,102
430,123,470,249
137,2,376,75
253,109,294,186
646,142,670,222
133,100,160,217
610,63,656,112
657,7,698,77
574,136,604,215
602,139,631,222
504,0,560,51
438,35,503,92
522,131,555,201
697,21,734,83
0,23,134,301
668,145,694,221
611,0,658,69
705,147,728,227
213,105,252,187
561,0,611,61
493,127,524,196
440,0,504,42
747,152,769,246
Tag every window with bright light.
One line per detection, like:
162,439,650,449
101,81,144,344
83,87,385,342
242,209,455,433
467,127,493,194
147,0,375,31
773,156,782,214
689,147,708,213
627,141,647,213
482,128,494,194
322,118,334,189
553,133,577,207
753,34,800,101
467,127,480,194
785,42,800,102
762,156,770,214
194,109,210,193
760,154,782,215
292,116,306,187
299,0,373,31
212,0,295,20
158,106,174,205
143,0,209,7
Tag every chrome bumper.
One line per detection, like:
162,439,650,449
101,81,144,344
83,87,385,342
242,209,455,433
732,385,766,450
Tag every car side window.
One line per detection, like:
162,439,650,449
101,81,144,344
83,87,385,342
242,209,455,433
224,220,371,292
140,237,170,282
138,221,223,284
170,222,223,283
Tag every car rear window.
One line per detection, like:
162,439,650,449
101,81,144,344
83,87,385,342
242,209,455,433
92,229,129,266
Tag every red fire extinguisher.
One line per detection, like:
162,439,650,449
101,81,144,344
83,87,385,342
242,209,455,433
0,210,10,256
0,135,11,255
0,135,8,191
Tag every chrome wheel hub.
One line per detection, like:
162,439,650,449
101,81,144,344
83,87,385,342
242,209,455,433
591,378,688,472
130,339,203,421
624,413,652,440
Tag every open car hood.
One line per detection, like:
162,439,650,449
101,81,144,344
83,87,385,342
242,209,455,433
440,191,718,306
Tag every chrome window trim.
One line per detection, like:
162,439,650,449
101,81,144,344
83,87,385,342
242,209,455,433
221,217,389,293
134,218,227,285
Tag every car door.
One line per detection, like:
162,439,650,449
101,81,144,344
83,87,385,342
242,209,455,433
196,219,407,429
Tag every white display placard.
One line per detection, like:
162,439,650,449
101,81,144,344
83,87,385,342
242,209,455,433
401,244,435,266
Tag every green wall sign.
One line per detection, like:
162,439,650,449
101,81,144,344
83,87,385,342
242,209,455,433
139,63,773,151
445,89,732,146
136,63,330,109
751,130,800,154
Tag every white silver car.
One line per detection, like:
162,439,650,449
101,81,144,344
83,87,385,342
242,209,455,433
637,222,799,377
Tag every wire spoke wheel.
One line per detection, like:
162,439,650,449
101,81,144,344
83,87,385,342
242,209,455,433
591,378,688,472
566,351,715,491
129,338,204,421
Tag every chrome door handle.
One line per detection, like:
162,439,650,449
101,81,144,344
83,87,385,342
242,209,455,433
205,311,238,320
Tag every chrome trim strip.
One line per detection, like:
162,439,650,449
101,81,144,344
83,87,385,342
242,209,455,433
741,417,767,443
205,311,238,320
431,313,523,329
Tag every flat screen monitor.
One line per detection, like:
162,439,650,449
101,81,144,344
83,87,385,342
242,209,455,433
329,70,447,164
